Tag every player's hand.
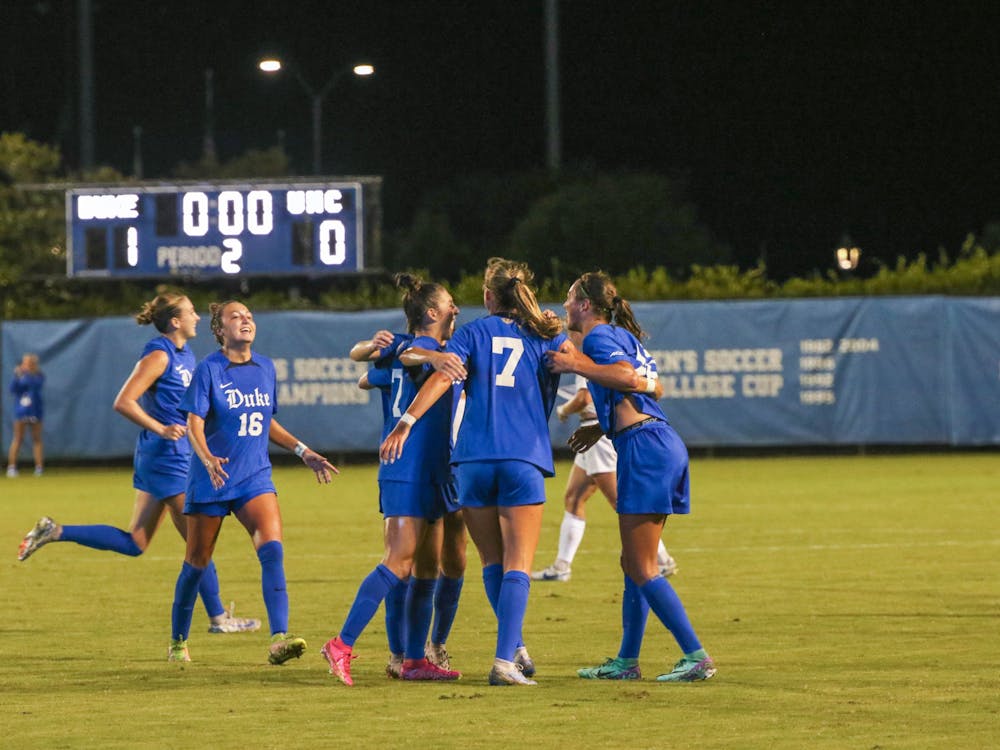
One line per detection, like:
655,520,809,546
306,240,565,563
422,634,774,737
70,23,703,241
371,329,395,351
202,455,230,489
546,342,581,375
556,403,571,423
379,421,412,464
160,423,187,441
302,449,339,484
429,352,467,382
568,424,603,453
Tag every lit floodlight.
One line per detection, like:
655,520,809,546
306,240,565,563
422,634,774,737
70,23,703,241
835,245,861,271
257,56,375,173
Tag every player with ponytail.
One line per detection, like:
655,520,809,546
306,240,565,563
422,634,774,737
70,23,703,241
18,291,261,638
380,258,567,686
323,273,466,685
546,271,716,683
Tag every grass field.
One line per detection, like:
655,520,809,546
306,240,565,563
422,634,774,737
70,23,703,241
3,454,998,749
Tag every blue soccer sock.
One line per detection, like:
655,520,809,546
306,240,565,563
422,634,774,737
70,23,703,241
404,577,437,660
640,575,702,654
618,575,650,659
384,576,409,655
340,564,401,648
482,563,503,615
482,564,525,649
171,561,205,641
430,574,464,645
198,561,226,619
257,541,289,636
59,524,142,556
495,571,530,662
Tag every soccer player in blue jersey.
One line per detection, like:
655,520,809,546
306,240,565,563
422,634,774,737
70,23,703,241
546,272,716,682
323,273,466,685
532,355,678,583
18,293,260,635
7,352,45,477
167,300,337,664
380,258,566,686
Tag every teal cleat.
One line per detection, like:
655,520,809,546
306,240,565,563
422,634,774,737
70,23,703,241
577,656,641,680
656,650,716,682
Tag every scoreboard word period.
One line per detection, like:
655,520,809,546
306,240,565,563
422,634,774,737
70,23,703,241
67,182,364,278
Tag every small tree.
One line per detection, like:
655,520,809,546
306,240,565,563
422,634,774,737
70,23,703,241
508,172,732,281
0,133,65,289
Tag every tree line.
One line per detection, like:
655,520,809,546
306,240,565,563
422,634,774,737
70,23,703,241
2,131,999,321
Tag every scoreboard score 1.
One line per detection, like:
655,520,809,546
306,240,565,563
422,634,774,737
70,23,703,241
66,181,364,278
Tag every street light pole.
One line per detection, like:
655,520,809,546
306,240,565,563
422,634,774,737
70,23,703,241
544,0,561,173
203,67,217,163
259,59,374,174
78,0,95,170
311,94,322,175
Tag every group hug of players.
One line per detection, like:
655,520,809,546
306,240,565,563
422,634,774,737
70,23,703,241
17,257,715,686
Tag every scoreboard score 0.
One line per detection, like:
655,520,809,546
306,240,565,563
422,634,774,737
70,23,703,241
66,181,364,278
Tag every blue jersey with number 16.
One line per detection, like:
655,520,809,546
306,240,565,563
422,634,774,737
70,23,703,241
179,349,278,502
446,314,566,476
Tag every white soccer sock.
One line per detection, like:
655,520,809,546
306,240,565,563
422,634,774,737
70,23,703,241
556,512,587,566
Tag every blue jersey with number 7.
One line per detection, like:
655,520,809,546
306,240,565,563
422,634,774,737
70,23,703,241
445,314,566,476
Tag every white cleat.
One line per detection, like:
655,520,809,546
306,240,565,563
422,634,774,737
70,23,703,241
18,516,58,561
530,563,571,582
426,642,452,671
207,602,262,633
658,554,679,578
488,658,537,686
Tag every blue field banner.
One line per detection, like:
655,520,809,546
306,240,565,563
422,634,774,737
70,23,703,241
1,310,408,460
947,298,1000,444
630,296,960,446
2,297,998,459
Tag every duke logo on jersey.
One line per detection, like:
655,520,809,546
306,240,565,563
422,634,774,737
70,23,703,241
225,387,272,410
175,364,193,388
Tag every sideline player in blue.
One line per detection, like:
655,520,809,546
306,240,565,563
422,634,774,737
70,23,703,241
167,300,337,664
323,273,466,685
18,293,260,635
546,271,716,682
380,258,566,686
7,352,45,477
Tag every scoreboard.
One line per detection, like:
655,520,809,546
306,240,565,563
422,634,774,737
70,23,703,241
66,181,364,278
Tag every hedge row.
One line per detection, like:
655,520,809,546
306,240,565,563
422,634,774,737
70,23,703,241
3,236,999,321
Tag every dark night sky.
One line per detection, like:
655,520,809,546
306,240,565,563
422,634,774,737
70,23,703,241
4,0,1000,279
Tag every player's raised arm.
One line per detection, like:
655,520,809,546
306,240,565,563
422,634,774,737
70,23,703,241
378,370,453,463
349,330,396,362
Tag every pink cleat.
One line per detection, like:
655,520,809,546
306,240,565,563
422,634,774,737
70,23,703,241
322,637,356,686
401,657,461,681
